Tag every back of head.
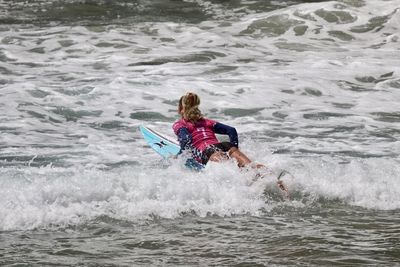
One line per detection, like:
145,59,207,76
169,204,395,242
180,92,203,122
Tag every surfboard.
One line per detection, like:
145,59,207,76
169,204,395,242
139,125,204,170
139,125,180,158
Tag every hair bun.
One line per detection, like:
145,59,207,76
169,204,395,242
182,92,202,122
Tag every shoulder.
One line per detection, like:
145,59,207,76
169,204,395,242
202,118,217,128
173,119,190,134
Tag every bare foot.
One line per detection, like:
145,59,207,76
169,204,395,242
277,180,290,199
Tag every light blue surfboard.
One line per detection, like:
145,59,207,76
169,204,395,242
139,125,204,170
139,125,180,158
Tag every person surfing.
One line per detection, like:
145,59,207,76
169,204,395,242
172,92,289,196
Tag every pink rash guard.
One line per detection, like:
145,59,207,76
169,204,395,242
173,118,219,152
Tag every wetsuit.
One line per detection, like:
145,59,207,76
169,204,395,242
173,118,238,165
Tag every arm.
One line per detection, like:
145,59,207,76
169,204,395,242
176,127,204,170
176,127,194,153
213,122,239,147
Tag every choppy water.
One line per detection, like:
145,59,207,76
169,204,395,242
1,0,400,265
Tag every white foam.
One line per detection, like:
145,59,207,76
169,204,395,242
1,153,399,231
0,162,270,231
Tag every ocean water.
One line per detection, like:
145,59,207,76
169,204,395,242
1,0,400,265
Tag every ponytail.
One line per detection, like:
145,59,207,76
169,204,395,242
179,92,202,122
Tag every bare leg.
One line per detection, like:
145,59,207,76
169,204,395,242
227,147,252,167
227,147,289,197
209,151,229,162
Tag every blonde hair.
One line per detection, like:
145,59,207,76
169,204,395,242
179,92,203,122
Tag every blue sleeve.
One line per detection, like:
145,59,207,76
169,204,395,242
176,127,193,153
213,122,238,147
